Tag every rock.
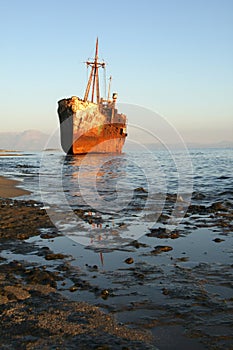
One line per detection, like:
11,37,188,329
147,227,180,239
0,198,56,240
101,289,109,299
85,264,98,271
134,272,145,279
213,238,225,243
170,232,180,239
162,288,170,295
118,222,127,228
187,204,208,215
210,202,227,212
17,233,31,240
69,285,78,292
134,187,148,193
40,231,59,239
151,246,173,255
124,257,134,264
45,253,67,260
192,192,206,200
24,268,59,288
176,257,189,262
147,227,167,238
4,285,31,301
127,240,148,249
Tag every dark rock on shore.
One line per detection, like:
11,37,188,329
151,245,173,255
213,237,225,243
0,198,57,240
45,253,68,260
125,257,134,264
126,240,148,249
147,227,180,239
0,198,156,350
134,187,148,193
0,294,155,349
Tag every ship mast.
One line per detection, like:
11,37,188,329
84,38,105,104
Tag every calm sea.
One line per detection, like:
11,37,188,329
1,148,232,204
0,148,233,349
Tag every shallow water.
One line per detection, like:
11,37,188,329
0,148,233,349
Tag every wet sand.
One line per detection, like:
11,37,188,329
0,180,156,349
0,176,31,198
0,153,22,157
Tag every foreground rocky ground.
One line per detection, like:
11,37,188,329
1,194,233,350
0,198,156,350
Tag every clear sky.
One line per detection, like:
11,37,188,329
0,0,232,144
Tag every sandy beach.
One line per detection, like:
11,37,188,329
0,175,156,349
0,175,31,198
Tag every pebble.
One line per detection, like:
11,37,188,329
69,285,78,292
124,257,134,264
162,288,170,295
45,253,67,260
134,187,148,193
151,245,173,255
101,289,109,299
213,238,225,243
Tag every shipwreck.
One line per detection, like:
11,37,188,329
57,39,127,155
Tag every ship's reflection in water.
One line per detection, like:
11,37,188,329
63,153,149,216
66,153,128,203
61,153,152,259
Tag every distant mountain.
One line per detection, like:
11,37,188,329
0,129,232,151
186,140,233,149
125,140,233,151
0,130,60,151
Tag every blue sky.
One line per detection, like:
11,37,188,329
0,0,232,143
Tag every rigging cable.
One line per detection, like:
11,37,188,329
103,63,107,100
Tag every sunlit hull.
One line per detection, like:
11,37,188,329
58,96,127,155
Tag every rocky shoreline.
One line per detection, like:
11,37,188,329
1,173,233,350
0,197,156,350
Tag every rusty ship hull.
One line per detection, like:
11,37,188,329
58,96,127,155
57,39,127,155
